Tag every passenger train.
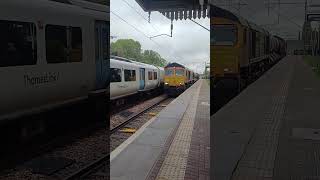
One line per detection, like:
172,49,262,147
164,62,199,96
110,56,164,100
211,5,286,91
0,0,108,137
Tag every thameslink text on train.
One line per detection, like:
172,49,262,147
24,73,59,86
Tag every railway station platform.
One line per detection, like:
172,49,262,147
110,79,210,180
213,55,320,179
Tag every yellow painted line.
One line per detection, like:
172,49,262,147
110,114,159,162
156,80,202,180
148,112,157,116
119,128,137,133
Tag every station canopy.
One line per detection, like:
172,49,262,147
135,0,213,20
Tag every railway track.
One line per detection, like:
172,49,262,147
52,95,171,179
62,155,108,180
60,95,172,179
0,95,172,180
110,94,168,134
110,96,174,152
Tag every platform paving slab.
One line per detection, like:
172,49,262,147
213,55,320,179
110,80,204,180
154,81,201,180
212,56,296,180
273,56,320,179
185,79,210,180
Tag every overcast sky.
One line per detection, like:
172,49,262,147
213,0,319,40
110,0,210,74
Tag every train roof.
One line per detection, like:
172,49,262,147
248,22,268,34
165,62,185,69
273,35,285,41
110,56,161,70
211,5,273,35
165,62,196,73
211,5,249,27
0,0,109,21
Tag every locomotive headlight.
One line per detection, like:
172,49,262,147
165,82,168,85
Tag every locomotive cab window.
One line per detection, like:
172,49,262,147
165,69,173,76
148,71,153,80
46,25,82,63
175,69,184,76
0,20,37,67
154,72,157,80
124,69,136,81
111,68,122,82
211,25,237,46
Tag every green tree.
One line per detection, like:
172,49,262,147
111,39,142,60
110,39,168,67
142,50,167,67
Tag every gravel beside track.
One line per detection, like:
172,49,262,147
110,98,174,152
0,127,108,180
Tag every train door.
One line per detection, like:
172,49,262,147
139,68,145,90
95,20,109,90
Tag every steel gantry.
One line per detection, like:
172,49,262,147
303,1,320,55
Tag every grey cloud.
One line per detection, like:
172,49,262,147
111,0,209,73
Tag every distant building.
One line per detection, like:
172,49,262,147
302,21,312,54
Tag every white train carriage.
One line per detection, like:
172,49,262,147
110,56,164,100
0,0,109,121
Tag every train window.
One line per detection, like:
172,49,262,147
154,72,157,80
211,25,237,46
175,69,184,76
111,68,122,82
165,69,173,76
124,69,136,81
70,27,82,62
148,71,153,80
0,20,37,67
46,25,82,63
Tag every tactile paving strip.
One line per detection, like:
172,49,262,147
155,81,202,180
185,80,210,180
232,58,295,179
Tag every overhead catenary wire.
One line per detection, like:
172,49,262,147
111,11,150,39
110,10,184,62
189,19,210,31
112,0,209,68
120,0,164,33
240,0,302,29
115,0,178,54
121,0,209,37
120,0,150,22
216,0,303,30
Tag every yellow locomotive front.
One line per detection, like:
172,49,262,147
210,7,249,91
164,63,187,96
211,21,239,78
211,8,249,91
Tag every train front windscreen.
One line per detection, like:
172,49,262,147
211,25,237,46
